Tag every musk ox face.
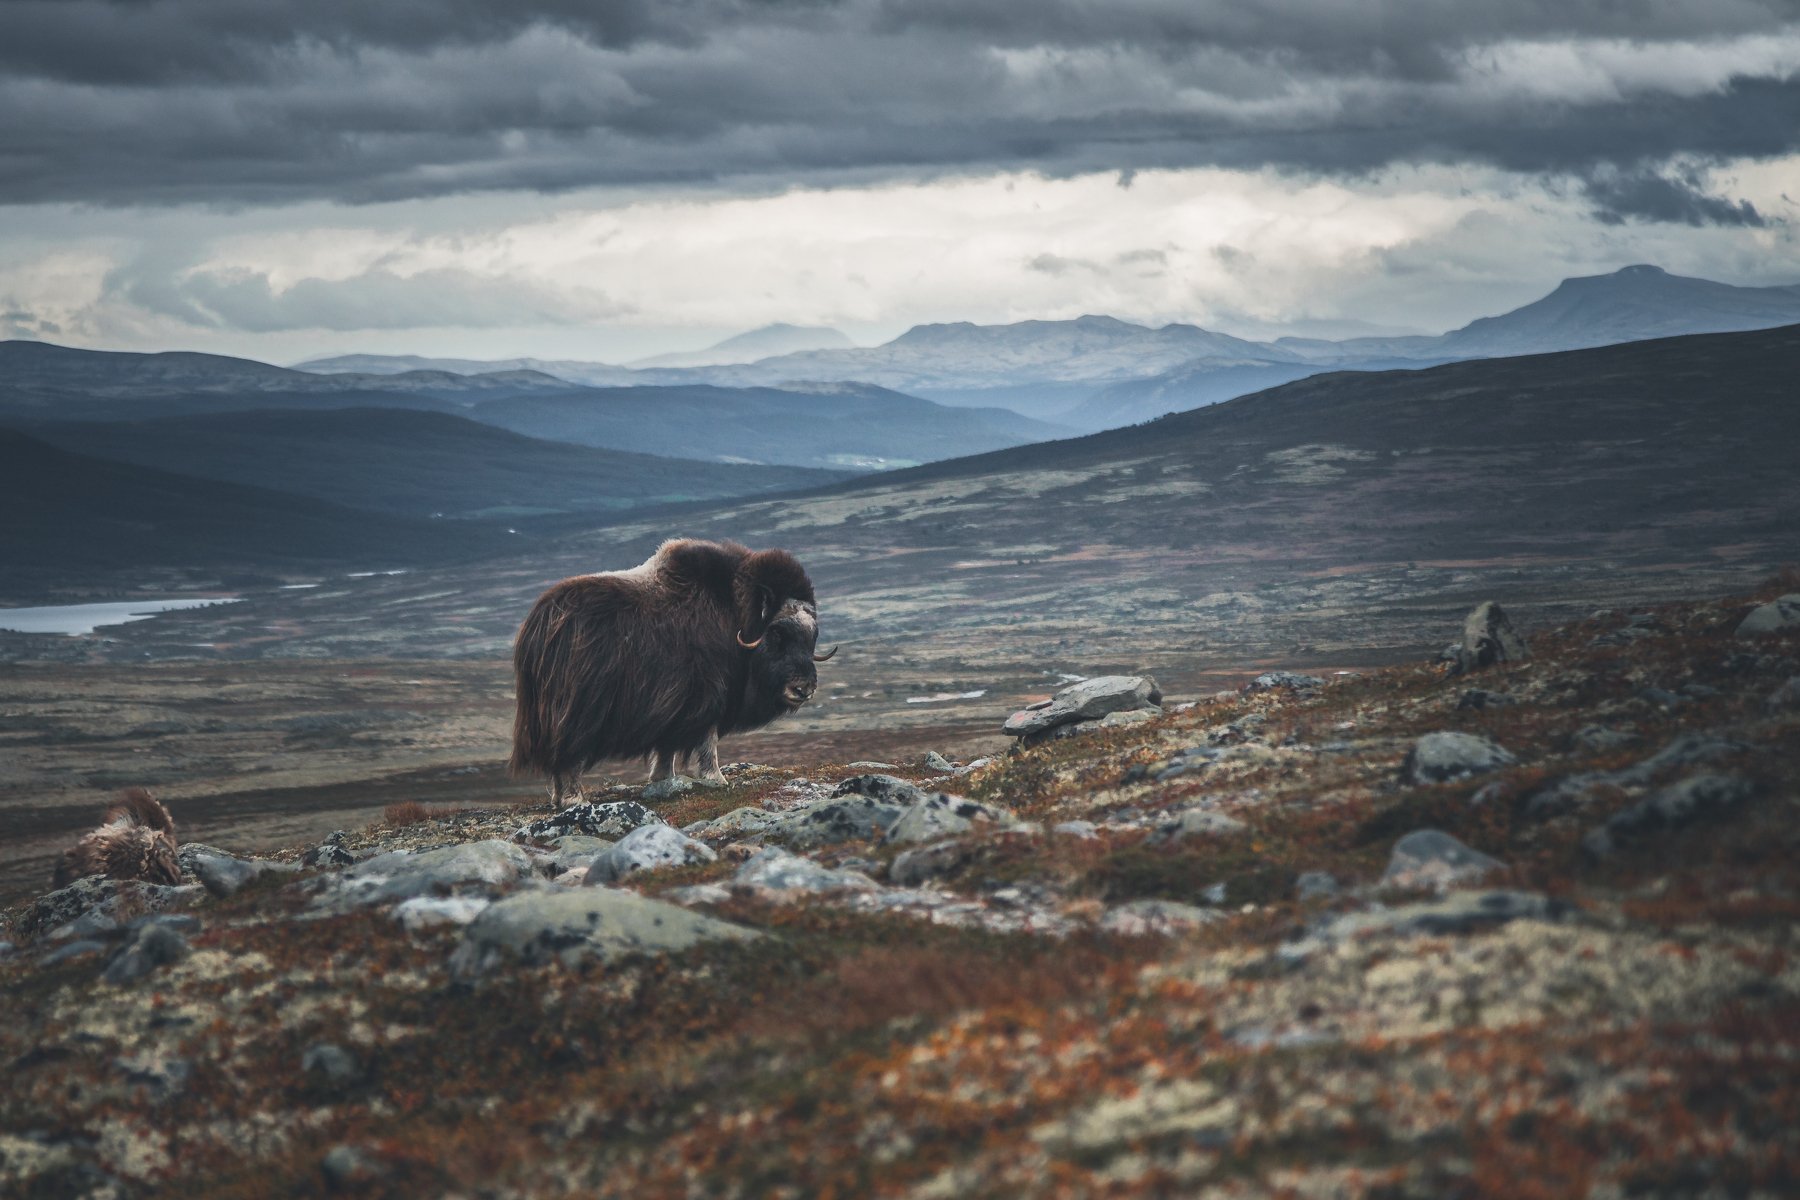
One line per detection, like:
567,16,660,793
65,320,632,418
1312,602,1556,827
743,599,826,712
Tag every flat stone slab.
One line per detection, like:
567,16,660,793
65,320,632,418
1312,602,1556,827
684,806,783,840
1004,675,1162,738
448,887,759,976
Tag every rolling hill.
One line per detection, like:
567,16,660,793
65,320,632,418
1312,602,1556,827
22,408,850,519
0,427,530,597
466,382,1070,469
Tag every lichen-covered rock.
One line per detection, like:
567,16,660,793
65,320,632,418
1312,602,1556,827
301,831,358,869
1581,774,1757,860
684,807,782,840
189,850,297,898
733,849,877,895
882,793,1016,845
1293,891,1566,957
642,776,697,801
393,896,491,930
1157,808,1247,840
1381,830,1506,891
1100,899,1221,936
514,800,663,843
1003,675,1162,738
1242,671,1324,693
542,835,614,876
1735,593,1800,637
14,876,201,943
448,887,758,977
923,751,955,772
585,825,717,885
330,840,536,907
1401,731,1517,784
829,774,930,806
768,794,912,848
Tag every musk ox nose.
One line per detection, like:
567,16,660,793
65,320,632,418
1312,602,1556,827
785,680,815,706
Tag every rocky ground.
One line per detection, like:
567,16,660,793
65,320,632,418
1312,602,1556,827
2,579,1798,1198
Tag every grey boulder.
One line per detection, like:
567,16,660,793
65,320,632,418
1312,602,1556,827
103,922,190,985
1581,774,1756,860
769,794,912,848
1158,808,1248,840
1735,594,1800,638
733,849,878,895
449,887,758,977
585,825,717,885
1381,830,1506,891
1402,732,1517,784
1446,601,1529,675
334,840,535,906
515,800,664,842
190,850,298,898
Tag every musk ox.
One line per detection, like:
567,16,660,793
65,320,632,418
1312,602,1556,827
509,538,836,801
53,788,181,888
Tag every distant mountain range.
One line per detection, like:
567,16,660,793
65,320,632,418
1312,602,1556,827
282,266,1800,429
626,323,854,369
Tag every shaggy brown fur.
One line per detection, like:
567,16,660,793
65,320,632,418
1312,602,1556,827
53,788,181,888
511,538,833,800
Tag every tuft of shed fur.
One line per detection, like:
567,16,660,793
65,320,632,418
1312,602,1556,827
53,787,182,888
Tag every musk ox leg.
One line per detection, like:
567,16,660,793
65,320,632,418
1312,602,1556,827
648,748,676,783
694,730,726,785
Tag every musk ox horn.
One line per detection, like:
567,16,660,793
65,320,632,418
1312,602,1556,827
812,645,838,661
736,630,764,649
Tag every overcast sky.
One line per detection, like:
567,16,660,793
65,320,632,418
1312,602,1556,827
2,0,1797,362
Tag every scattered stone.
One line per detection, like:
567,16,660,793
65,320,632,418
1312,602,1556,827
542,835,615,876
1401,731,1517,784
1003,675,1162,740
831,774,930,805
115,1053,191,1099
321,1144,387,1190
1581,774,1757,860
1768,676,1800,710
1242,671,1324,693
39,939,109,966
1298,891,1565,955
665,882,734,906
950,757,993,776
190,850,297,898
1637,686,1686,711
330,840,536,907
1295,871,1340,901
888,838,981,886
0,940,13,959
301,1043,362,1087
393,896,492,931
642,776,697,801
515,800,664,842
1735,593,1800,638
883,793,1016,845
1456,689,1516,711
733,849,878,895
449,888,758,977
923,751,956,772
102,922,189,984
175,842,235,876
684,807,782,840
1158,808,1248,840
1101,899,1222,936
15,876,201,943
769,793,912,848
1381,830,1506,892
1616,732,1749,784
1097,708,1160,729
1572,725,1637,753
845,761,899,770
1053,820,1098,839
301,831,357,869
1445,601,1529,675
585,825,717,885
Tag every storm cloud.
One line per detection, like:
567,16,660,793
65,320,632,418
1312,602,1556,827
2,0,1795,220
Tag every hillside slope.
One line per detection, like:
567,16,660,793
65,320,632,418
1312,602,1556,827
24,408,849,519
0,428,524,595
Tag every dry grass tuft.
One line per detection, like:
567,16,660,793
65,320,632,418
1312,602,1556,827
383,800,432,827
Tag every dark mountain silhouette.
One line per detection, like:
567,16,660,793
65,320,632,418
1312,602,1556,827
467,381,1069,469
0,427,528,595
24,408,847,519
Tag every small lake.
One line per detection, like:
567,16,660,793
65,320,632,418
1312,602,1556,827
0,598,242,636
